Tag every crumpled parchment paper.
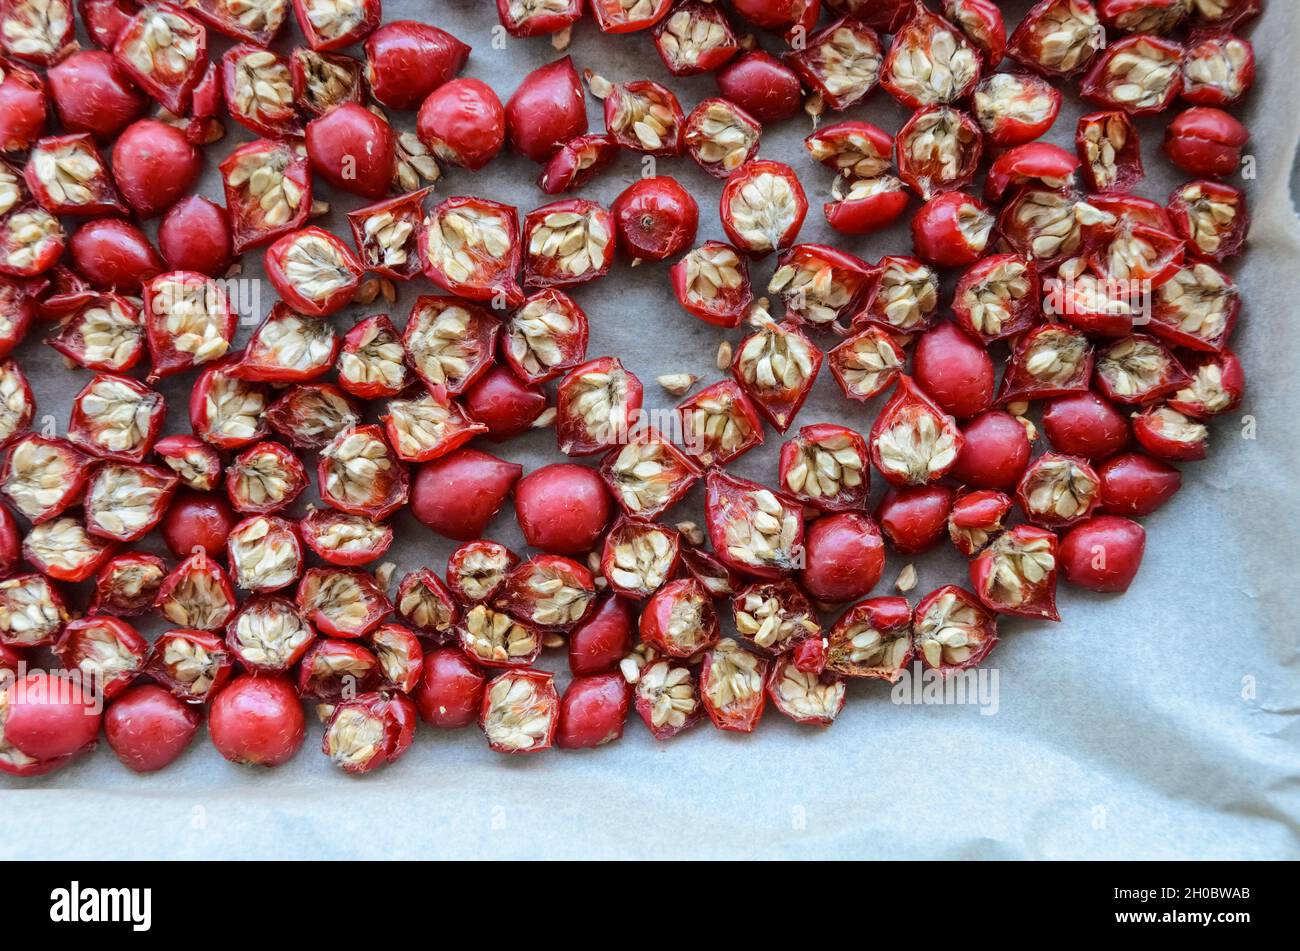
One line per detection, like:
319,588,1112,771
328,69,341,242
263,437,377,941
2,0,1298,860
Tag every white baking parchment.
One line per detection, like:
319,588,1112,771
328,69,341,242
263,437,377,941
1,0,1298,860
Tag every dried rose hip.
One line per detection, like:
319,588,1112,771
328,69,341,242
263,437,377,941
104,683,200,773
1132,404,1208,462
414,646,484,728
154,434,221,491
1078,110,1143,193
556,672,631,749
227,515,302,593
305,102,394,201
876,484,954,555
676,379,764,468
24,134,125,217
84,462,178,542
600,428,701,521
555,356,644,456
897,106,983,201
670,242,752,328
705,470,804,581
498,554,596,635
338,314,408,399
720,160,807,256
67,373,165,463
291,47,363,118
301,510,391,567
731,319,821,433
91,552,166,616
291,0,377,51
297,638,381,702
881,5,981,109
826,596,912,680
318,424,408,520
1168,180,1247,264
911,191,994,269
147,628,232,702
970,524,1060,621
506,56,587,163
160,490,233,558
22,516,116,582
265,227,363,319
523,199,614,290
321,691,415,773
788,16,883,112
225,594,315,673
698,638,767,733
800,511,886,604
538,133,620,195
219,138,311,253
1008,0,1102,79
913,585,996,674
463,365,548,441
611,176,699,263
480,668,558,754
1094,334,1190,406
143,271,235,379
190,360,271,450
634,658,700,740
1168,350,1244,419
732,579,819,655
948,489,1012,556
1017,452,1101,528
0,59,46,153
419,197,522,307
1081,34,1183,116
155,553,237,631
912,321,995,421
779,424,869,513
0,572,67,648
768,243,872,333
972,72,1062,148
1181,30,1254,107
601,518,680,600
997,324,1094,404
1060,514,1146,593
209,674,304,767
870,375,963,487
828,327,905,402
416,78,503,173
1,434,89,523
654,2,738,76
497,0,581,37
364,19,467,110
1042,392,1130,460
0,206,63,278
45,294,144,372
113,3,208,115
568,595,635,676
411,448,522,541
346,189,428,283
53,615,146,700
297,567,390,640
446,541,516,607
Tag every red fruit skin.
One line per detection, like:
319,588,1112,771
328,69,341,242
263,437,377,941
364,20,470,111
0,505,16,573
1060,515,1146,593
556,673,631,750
47,50,147,141
498,0,582,36
208,675,305,768
306,103,395,201
911,192,992,268
3,672,102,761
568,595,635,676
68,219,163,291
949,411,1032,491
1163,107,1249,179
800,512,886,604
875,484,956,555
640,578,719,658
912,322,996,420
411,448,523,542
514,463,612,555
506,57,587,163
104,683,200,773
715,50,802,124
1043,392,1130,460
417,77,504,172
414,647,486,728
109,119,201,219
158,195,233,277
161,490,236,559
0,61,46,152
611,177,699,262
463,365,548,441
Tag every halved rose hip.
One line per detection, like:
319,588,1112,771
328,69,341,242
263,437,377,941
1100,0,1187,32
147,628,233,702
404,296,499,397
322,692,415,773
219,138,311,253
188,0,291,46
699,639,767,733
504,289,589,384
768,244,872,333
555,356,643,456
788,16,884,112
22,517,115,583
538,134,620,195
0,59,45,153
1017,452,1101,528
91,552,166,616
948,489,1012,556
480,668,557,754
1132,404,1208,461
1189,0,1259,29
1168,350,1244,419
826,596,912,680
897,107,983,201
291,0,378,51
858,258,938,334
265,227,362,319
1094,334,1190,406
970,524,1060,621
634,658,700,740
670,242,752,328
705,470,804,581
779,423,869,513
113,3,208,115
345,190,427,284
419,197,522,307
762,655,843,727
225,594,315,673
498,554,597,632
1060,515,1146,593
0,572,67,647
291,47,363,117
972,72,1063,148
153,434,221,491
506,56,587,164
1002,190,1108,269
1078,110,1143,193
1,434,89,523
227,515,302,593
411,448,522,542
318,424,408,521
950,412,1032,491
523,199,615,290
369,624,423,694
0,206,63,278
394,568,458,641
1008,0,1102,78
1168,180,1247,263
230,308,339,386
46,294,144,372
446,540,517,606
911,191,994,269
1,0,73,65
805,120,893,181
222,46,297,138
588,73,683,157
1181,30,1254,107
913,585,997,675
997,324,1094,404
985,142,1079,206
601,518,680,600
732,580,819,655
720,160,807,256
653,1,738,76
338,314,408,399
600,428,701,521
300,509,392,567
881,5,981,109
497,0,582,37
1042,392,1131,460
382,386,486,463
24,134,125,217
190,360,270,450
155,553,237,631
611,176,698,263
870,376,963,487
590,0,672,33
143,271,235,380
952,254,1038,343
677,379,764,468
1081,34,1184,115
825,174,913,236
297,567,390,640
458,603,542,669
84,462,178,542
828,327,905,402
363,19,467,110
0,358,29,446
66,373,164,463
568,595,635,676
54,615,146,700
297,638,381,702
417,79,504,173
731,319,821,433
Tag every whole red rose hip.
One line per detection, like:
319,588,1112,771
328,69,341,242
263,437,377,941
417,77,505,172
411,448,523,542
364,20,470,111
556,673,631,750
611,176,699,263
1163,107,1249,179
104,684,201,773
912,321,996,420
158,196,233,277
800,512,886,604
506,56,587,163
1,671,101,763
47,50,147,141
515,463,612,555
306,103,395,200
949,410,1032,490
414,647,486,728
208,675,305,768
68,219,163,291
161,490,236,559
110,119,201,219
1060,515,1146,593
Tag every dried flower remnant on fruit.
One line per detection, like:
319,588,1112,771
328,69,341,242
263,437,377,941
461,604,539,666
